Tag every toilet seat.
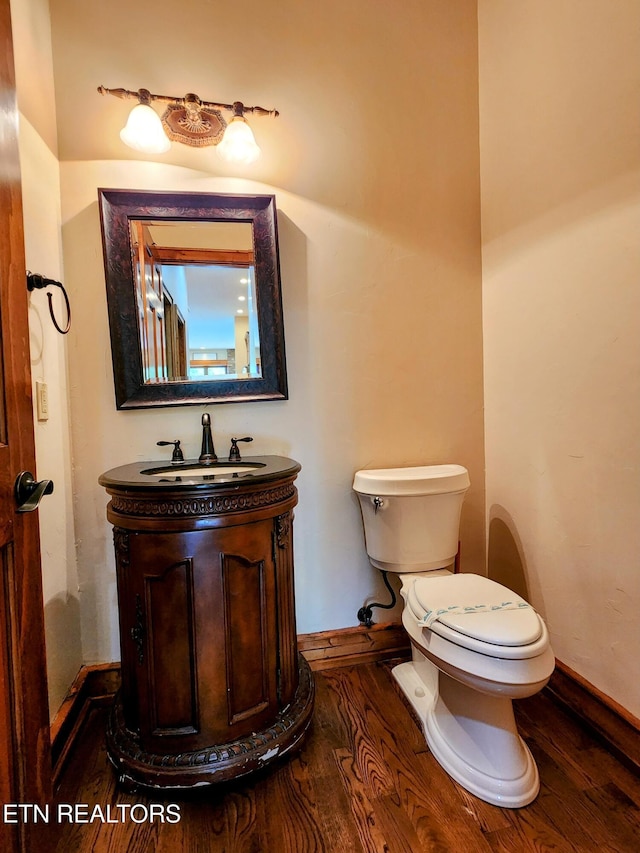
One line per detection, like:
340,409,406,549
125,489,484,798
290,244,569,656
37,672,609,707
407,574,548,661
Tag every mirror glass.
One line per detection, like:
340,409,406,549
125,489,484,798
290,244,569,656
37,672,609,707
99,190,287,408
131,220,260,382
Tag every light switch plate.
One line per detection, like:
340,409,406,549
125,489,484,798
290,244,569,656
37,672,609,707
36,380,49,421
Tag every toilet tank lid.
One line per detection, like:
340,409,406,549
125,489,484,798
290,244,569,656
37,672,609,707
353,464,470,496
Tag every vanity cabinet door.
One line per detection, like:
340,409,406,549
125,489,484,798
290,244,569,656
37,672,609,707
116,519,280,753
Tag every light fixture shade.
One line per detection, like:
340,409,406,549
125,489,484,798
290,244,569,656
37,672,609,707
217,116,261,164
120,103,171,154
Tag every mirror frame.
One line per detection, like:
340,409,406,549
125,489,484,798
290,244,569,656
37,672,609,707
98,188,288,409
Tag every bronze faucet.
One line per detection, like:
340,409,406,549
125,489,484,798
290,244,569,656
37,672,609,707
198,413,218,463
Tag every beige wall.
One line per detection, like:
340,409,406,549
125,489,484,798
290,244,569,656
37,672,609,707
479,1,640,717
10,0,82,718
51,0,485,665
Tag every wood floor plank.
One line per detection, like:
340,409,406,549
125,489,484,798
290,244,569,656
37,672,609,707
334,747,406,853
364,660,437,757
516,693,610,792
174,786,261,853
301,679,367,852
510,740,623,850
582,781,640,852
486,820,583,853
323,667,401,798
254,754,326,853
371,791,430,853
517,693,640,815
407,752,495,851
53,706,119,853
454,786,512,835
580,745,640,809
90,816,160,853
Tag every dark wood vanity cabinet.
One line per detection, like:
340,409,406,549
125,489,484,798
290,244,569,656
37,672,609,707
99,458,314,790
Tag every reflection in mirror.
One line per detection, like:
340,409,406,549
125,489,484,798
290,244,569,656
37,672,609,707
98,190,287,409
131,220,261,382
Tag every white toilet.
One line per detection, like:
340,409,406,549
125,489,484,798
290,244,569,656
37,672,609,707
353,464,555,808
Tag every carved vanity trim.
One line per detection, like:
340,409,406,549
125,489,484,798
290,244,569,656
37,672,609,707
109,481,296,519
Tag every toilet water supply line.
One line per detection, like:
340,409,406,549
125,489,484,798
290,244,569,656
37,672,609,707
357,570,397,628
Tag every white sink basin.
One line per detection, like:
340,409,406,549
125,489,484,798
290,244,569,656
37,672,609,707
143,465,262,477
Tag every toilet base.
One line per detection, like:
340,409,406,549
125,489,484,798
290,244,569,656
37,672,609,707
392,660,540,808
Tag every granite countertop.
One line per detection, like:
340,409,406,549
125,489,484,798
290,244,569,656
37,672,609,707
99,455,301,492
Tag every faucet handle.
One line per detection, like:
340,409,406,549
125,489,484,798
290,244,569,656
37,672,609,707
157,440,184,463
228,437,253,462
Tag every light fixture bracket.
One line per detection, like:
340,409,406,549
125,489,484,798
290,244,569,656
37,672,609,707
162,96,226,147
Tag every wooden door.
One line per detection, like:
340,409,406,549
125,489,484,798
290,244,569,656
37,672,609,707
0,1,53,851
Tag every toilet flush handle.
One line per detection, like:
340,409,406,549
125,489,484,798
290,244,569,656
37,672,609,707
373,496,384,514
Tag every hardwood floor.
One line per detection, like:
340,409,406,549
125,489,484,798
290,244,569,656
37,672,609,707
51,660,640,852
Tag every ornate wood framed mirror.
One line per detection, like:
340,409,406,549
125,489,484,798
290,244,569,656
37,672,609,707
98,189,288,409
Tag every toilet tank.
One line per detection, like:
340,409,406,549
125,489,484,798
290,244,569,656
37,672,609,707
353,465,470,572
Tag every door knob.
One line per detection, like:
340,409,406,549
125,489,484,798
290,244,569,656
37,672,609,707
14,471,54,512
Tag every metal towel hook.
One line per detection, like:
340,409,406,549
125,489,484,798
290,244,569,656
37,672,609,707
26,272,72,335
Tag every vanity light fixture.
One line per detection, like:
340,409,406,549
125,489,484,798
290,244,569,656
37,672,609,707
98,86,279,164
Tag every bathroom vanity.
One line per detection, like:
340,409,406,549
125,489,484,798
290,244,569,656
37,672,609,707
98,456,314,790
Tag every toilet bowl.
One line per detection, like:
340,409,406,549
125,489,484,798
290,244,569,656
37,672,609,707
353,465,555,808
